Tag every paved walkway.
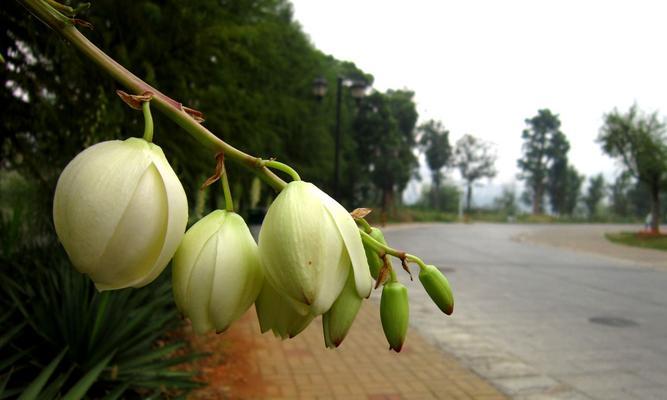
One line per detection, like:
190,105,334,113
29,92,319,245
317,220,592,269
188,302,506,400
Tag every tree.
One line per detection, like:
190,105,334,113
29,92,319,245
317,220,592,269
454,134,497,211
562,166,584,215
517,109,568,214
418,183,460,213
353,90,419,215
546,132,571,214
493,184,518,217
583,174,606,218
417,120,451,208
598,105,667,232
610,171,633,217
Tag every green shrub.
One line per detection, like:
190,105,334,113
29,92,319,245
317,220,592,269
0,210,203,399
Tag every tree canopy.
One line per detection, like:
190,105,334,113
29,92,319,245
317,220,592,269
454,134,497,211
598,105,667,232
517,109,568,214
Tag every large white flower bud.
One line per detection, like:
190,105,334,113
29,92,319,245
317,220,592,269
53,138,188,291
258,181,372,316
172,210,263,334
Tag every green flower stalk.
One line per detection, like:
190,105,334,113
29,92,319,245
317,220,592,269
53,137,188,290
362,227,387,279
380,282,409,352
172,210,263,334
258,181,372,316
419,264,454,315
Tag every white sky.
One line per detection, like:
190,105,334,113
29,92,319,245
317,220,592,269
290,0,667,197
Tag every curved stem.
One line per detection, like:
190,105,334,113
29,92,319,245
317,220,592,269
262,160,301,182
388,260,398,283
360,230,402,258
142,101,153,142
18,0,287,191
360,230,427,272
220,161,233,212
406,254,427,271
354,218,373,234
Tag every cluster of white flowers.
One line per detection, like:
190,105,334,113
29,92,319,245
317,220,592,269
54,136,453,351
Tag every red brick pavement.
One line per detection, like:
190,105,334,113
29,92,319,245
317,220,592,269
187,302,506,400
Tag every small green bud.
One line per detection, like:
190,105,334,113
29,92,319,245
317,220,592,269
419,265,454,315
380,282,409,352
363,227,387,279
322,270,363,348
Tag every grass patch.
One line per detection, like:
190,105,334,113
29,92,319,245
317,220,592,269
605,232,667,252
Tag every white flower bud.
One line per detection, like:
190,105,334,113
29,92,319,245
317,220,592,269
172,210,263,334
258,181,372,316
53,138,188,291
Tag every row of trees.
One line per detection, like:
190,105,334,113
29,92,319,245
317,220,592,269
517,106,667,232
1,0,426,218
417,121,497,211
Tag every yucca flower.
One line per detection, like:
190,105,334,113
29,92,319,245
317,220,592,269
172,210,263,334
255,280,314,339
258,181,372,316
53,138,187,290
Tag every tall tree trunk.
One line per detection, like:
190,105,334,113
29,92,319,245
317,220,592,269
432,172,440,210
532,183,544,215
381,188,395,222
466,183,473,212
650,183,661,234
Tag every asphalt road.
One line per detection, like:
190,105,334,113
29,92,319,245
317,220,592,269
382,223,667,400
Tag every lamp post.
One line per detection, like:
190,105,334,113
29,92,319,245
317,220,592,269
312,76,368,199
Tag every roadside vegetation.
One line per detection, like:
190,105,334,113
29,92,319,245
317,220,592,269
605,232,667,252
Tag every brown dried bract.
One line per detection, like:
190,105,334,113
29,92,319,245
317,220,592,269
374,255,391,289
183,105,205,123
201,152,225,190
401,259,413,281
350,208,372,219
116,90,153,110
71,18,94,30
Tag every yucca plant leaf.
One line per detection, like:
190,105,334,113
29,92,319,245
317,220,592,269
0,368,13,395
17,347,68,400
0,346,34,371
0,321,26,349
38,367,74,400
87,292,110,351
101,383,129,400
0,387,23,400
115,342,184,370
61,352,114,400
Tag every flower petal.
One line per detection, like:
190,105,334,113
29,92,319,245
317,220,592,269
53,139,152,275
92,164,168,291
208,213,264,332
314,187,373,298
258,181,346,313
172,210,226,313
132,142,189,287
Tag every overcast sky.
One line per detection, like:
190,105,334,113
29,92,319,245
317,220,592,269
290,0,667,201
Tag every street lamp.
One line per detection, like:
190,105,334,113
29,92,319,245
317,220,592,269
312,76,368,199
